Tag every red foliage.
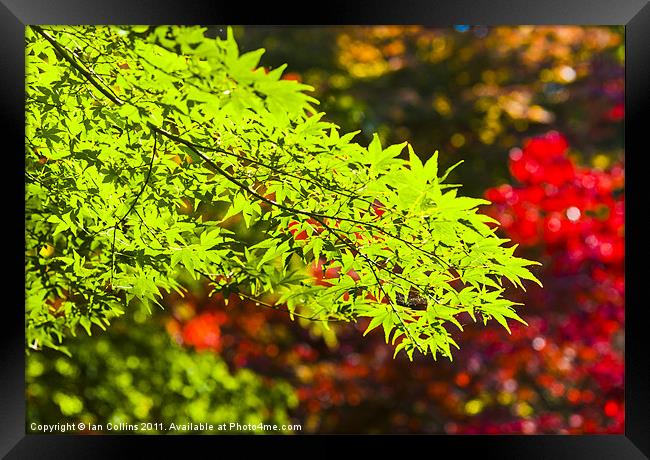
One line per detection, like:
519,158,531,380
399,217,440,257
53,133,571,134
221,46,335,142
282,72,302,82
288,218,323,241
177,310,228,352
487,130,624,274
459,131,625,434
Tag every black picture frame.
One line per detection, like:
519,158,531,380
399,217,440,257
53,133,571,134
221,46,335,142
2,0,648,457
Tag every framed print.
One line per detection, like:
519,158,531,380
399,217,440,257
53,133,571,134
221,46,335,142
2,0,648,458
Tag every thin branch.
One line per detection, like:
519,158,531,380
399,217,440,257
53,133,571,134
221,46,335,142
308,215,425,353
133,208,164,247
114,132,157,229
110,131,157,287
35,28,453,271
31,26,125,106
152,125,453,269
196,270,348,323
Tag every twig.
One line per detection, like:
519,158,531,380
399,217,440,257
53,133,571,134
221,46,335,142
196,270,348,323
31,26,125,106
110,131,157,287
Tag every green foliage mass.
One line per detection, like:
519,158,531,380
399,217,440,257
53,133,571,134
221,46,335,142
25,25,541,360
26,314,298,433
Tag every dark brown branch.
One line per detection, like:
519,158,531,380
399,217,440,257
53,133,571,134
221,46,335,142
31,26,125,107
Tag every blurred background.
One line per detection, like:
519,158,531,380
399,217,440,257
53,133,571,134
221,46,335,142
27,26,625,434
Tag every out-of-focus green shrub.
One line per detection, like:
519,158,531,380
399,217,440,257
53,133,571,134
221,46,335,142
26,314,299,433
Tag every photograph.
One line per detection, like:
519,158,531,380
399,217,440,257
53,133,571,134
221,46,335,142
23,24,626,436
